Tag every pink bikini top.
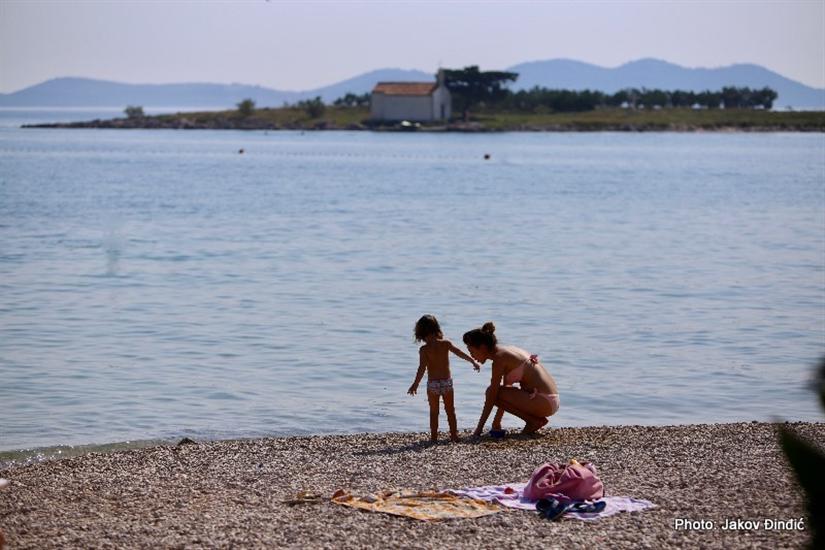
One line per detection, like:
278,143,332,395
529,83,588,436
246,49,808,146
504,354,539,385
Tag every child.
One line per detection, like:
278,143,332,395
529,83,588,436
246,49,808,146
407,315,481,442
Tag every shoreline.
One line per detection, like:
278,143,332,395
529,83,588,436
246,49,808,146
2,417,820,469
19,106,825,132
2,421,822,548
21,122,825,133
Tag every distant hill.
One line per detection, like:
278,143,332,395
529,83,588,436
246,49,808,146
0,69,434,109
1,60,821,109
0,77,304,109
506,58,825,108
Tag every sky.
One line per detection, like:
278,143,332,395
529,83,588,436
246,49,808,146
1,0,824,94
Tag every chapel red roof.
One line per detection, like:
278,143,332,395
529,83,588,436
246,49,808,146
372,82,438,96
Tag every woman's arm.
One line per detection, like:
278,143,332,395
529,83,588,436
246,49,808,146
448,341,481,371
407,348,427,395
473,364,503,436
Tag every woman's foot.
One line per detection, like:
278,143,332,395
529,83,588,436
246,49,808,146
521,417,548,434
450,434,460,443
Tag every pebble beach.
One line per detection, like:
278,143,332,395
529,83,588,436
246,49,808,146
1,421,822,549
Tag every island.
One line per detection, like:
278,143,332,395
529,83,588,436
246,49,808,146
22,105,825,132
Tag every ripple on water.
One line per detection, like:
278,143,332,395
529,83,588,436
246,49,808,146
1,129,823,452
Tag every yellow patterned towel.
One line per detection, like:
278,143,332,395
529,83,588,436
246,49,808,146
332,490,502,521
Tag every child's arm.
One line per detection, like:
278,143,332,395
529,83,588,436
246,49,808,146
407,348,427,395
448,341,481,371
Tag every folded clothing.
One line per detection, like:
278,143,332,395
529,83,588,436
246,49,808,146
524,460,604,502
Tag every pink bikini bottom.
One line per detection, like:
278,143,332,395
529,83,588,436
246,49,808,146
528,390,560,416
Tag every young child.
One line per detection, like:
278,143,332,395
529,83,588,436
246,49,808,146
407,314,481,442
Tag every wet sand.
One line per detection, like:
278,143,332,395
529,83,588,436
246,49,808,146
1,422,822,549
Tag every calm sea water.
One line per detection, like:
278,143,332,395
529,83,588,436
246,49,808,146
1,110,824,455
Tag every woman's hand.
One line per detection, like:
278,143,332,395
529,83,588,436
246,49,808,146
407,384,418,396
472,361,482,372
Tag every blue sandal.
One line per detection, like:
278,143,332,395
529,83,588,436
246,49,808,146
536,498,574,520
537,499,606,520
569,500,606,514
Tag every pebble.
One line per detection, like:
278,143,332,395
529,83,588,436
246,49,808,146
0,422,822,548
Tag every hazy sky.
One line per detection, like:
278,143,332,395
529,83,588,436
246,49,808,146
1,0,823,93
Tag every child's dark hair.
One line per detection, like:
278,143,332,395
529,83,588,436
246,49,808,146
414,314,443,342
463,321,497,349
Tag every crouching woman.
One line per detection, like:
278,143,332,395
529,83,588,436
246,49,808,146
463,322,560,436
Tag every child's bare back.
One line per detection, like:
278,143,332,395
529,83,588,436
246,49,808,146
419,339,452,381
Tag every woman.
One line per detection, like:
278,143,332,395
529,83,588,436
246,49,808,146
463,321,560,436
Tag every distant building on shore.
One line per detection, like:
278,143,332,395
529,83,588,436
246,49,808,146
370,70,451,122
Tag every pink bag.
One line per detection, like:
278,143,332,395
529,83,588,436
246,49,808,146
523,460,605,502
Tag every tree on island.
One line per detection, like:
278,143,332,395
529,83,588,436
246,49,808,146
721,86,778,109
237,98,256,118
297,96,325,118
124,105,145,120
443,65,518,121
487,85,779,113
333,92,370,108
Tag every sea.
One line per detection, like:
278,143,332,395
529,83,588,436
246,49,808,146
1,108,823,463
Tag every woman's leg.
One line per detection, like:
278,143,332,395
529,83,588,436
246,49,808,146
492,385,513,429
492,386,552,433
442,390,459,442
492,407,505,430
427,391,440,441
484,386,541,426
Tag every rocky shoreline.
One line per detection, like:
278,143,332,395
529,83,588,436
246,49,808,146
22,118,825,132
1,421,821,548
20,104,825,133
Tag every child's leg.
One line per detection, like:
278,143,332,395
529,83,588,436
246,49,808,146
427,391,440,441
442,390,459,442
492,407,505,430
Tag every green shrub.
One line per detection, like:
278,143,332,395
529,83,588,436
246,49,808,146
124,105,145,119
297,96,325,118
237,99,255,118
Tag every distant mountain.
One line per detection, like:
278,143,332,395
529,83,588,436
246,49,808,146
506,58,825,108
0,77,303,108
0,60,821,109
0,69,434,109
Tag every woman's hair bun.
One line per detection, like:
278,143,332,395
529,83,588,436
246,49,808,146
463,322,497,349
